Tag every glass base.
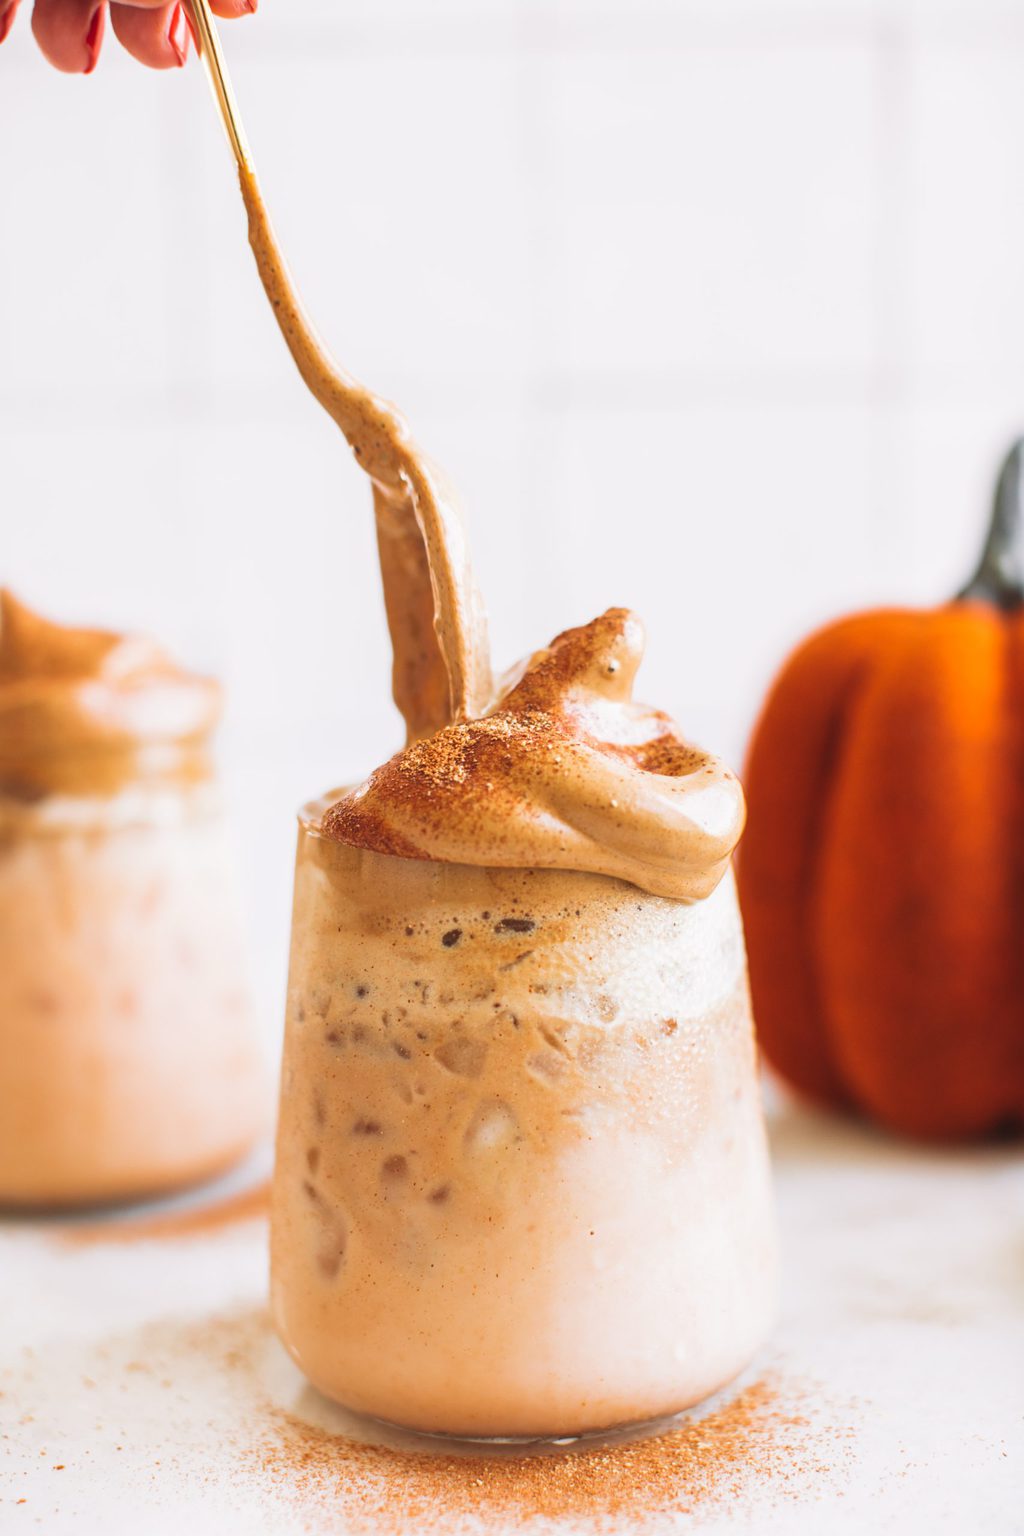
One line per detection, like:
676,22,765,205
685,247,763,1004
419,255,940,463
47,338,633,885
0,1142,271,1226
364,1396,725,1452
269,1340,761,1459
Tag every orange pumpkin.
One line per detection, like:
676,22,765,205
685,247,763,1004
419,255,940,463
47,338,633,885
738,439,1024,1140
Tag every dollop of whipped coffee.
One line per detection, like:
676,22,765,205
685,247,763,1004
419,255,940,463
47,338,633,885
321,609,744,902
0,591,220,797
238,168,743,903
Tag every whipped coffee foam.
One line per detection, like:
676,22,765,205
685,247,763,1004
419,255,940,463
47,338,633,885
0,591,219,797
238,169,742,902
321,608,744,902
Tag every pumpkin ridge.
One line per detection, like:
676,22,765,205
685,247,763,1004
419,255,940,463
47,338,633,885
999,613,1024,1129
740,613,915,1109
802,626,922,1120
820,611,1016,1137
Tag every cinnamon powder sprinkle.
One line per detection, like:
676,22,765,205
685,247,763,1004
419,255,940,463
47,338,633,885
0,1304,849,1531
252,1378,830,1533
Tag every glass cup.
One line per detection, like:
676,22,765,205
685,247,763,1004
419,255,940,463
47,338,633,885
0,772,267,1207
271,797,777,1440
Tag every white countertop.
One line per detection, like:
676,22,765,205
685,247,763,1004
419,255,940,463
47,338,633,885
1,1096,1021,1535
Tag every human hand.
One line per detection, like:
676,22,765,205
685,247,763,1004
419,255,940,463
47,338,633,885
0,0,255,73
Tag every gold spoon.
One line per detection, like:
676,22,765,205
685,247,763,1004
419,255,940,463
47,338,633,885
182,0,252,172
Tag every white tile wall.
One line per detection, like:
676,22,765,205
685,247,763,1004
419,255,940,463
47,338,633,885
4,0,1024,1030
538,40,880,378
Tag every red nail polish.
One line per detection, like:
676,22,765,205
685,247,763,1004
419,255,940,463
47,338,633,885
168,2,189,66
84,3,104,73
0,1,20,47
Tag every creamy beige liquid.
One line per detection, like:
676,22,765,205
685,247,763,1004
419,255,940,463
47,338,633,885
244,161,777,1435
274,830,776,1438
0,593,267,1206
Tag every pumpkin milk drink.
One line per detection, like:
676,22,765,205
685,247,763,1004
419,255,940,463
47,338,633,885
238,172,777,1438
0,593,265,1206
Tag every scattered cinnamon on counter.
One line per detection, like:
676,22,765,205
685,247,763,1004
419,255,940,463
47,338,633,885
58,1179,270,1247
2,1304,850,1531
250,1378,828,1533
165,1311,843,1530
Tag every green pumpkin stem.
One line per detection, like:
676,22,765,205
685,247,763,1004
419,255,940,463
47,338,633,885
957,437,1024,608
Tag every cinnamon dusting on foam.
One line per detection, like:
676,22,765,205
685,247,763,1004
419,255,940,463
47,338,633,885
320,609,744,902
0,591,220,798
238,172,742,901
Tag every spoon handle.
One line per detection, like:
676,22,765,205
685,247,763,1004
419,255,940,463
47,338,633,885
183,0,253,172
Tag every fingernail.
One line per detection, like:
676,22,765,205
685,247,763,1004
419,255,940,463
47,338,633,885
168,2,189,65
0,2,20,47
243,0,257,12
84,3,104,73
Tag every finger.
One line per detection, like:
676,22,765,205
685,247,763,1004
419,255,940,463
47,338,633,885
97,0,254,10
109,0,187,66
31,0,106,73
0,0,23,47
